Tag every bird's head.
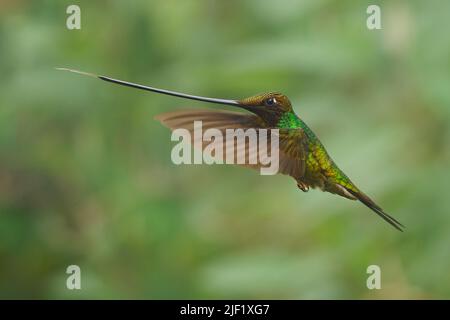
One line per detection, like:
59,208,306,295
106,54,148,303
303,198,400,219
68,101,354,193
238,92,292,112
236,92,294,125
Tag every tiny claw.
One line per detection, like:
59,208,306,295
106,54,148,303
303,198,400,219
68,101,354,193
297,182,310,192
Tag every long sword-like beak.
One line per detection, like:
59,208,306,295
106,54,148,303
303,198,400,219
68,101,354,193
56,68,240,107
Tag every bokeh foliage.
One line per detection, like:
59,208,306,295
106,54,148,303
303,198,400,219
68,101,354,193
0,0,449,299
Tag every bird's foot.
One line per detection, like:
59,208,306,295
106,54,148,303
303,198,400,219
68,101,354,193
297,182,310,192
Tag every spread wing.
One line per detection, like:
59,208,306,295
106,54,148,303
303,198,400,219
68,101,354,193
154,109,308,180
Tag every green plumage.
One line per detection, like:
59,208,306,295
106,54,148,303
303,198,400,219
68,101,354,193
277,112,357,193
273,105,403,231
58,68,404,231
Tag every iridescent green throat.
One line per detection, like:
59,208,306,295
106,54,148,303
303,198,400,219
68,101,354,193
277,112,316,139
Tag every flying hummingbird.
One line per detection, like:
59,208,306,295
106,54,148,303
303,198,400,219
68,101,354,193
57,68,404,231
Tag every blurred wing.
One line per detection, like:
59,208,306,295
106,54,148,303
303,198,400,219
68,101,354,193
155,109,264,131
275,128,309,179
155,109,308,179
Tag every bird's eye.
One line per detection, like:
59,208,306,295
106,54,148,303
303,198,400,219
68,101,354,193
265,97,276,106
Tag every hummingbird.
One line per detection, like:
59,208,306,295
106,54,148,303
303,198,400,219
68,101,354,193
57,68,404,231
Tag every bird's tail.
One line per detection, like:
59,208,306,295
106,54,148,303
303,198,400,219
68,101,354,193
346,189,404,232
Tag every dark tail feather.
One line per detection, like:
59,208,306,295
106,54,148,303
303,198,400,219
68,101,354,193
347,189,404,232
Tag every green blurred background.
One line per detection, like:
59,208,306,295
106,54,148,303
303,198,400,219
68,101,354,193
0,0,449,299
